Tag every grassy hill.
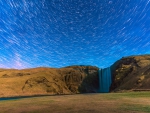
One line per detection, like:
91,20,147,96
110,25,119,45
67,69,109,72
111,54,150,92
0,66,99,97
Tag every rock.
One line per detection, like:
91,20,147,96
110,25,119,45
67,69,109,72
58,66,99,93
22,76,64,94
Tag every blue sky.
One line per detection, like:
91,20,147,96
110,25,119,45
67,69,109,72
0,0,150,69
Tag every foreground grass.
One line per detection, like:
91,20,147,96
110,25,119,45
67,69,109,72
121,104,150,113
0,92,150,113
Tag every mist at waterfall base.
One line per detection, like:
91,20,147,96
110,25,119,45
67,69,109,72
99,67,112,93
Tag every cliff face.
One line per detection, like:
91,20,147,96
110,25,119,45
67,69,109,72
59,66,99,93
0,66,99,97
110,55,150,92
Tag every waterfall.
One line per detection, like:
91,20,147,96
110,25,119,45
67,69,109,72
99,67,112,93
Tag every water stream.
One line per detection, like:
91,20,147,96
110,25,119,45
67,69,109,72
99,67,112,93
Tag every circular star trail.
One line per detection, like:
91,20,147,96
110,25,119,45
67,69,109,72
0,0,150,69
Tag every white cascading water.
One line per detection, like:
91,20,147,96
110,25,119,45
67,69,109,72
99,67,112,93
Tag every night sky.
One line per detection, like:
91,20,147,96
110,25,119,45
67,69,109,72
0,0,150,69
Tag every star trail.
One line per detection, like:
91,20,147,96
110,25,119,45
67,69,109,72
0,0,150,69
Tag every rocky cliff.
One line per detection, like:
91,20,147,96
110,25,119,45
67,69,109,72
1,54,150,97
110,54,150,92
0,66,99,97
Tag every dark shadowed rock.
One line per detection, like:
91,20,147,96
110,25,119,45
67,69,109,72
58,66,99,93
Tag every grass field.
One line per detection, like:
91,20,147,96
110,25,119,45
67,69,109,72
0,92,150,113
